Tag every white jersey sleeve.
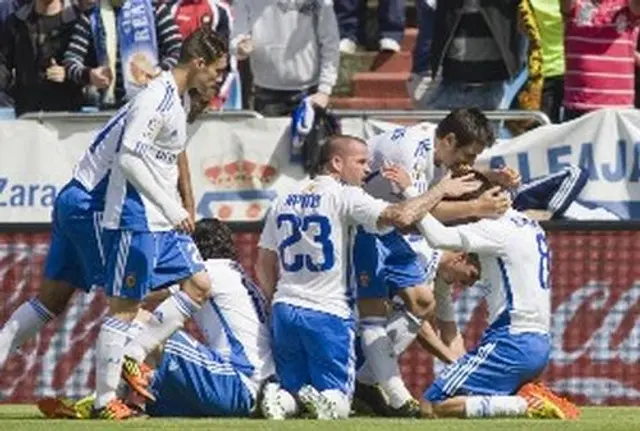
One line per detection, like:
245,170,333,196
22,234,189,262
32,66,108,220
419,213,508,255
365,123,437,201
341,185,389,233
258,206,278,251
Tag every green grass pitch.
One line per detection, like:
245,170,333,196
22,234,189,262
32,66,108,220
0,405,639,431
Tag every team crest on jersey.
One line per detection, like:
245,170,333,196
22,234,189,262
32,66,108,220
125,274,136,288
144,116,163,139
359,272,370,287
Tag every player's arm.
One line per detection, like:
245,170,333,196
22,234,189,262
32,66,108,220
429,186,511,222
177,151,196,231
415,213,507,255
416,319,459,364
256,208,279,303
117,91,189,228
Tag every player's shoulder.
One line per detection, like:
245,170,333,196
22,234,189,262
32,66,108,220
205,259,242,290
134,72,178,112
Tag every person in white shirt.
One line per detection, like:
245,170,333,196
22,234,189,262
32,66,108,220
144,218,275,417
92,28,229,420
0,80,200,373
354,108,518,415
255,134,481,420
396,170,574,419
37,218,275,419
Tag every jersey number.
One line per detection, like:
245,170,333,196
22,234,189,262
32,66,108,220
536,233,550,290
276,214,335,272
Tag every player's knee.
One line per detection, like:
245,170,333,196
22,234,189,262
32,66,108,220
181,270,212,305
37,280,76,315
358,298,387,318
108,296,141,321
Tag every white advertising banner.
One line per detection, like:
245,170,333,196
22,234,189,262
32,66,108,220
1,108,639,223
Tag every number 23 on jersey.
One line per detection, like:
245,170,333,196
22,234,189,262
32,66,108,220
277,213,335,272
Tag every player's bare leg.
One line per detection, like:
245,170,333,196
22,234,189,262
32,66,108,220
421,391,575,420
0,279,75,367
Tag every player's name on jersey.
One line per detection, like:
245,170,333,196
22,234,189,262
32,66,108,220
284,193,321,209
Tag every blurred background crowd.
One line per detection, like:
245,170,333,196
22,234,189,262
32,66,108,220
0,0,639,124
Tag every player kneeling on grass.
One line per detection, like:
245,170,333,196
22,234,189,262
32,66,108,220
390,168,580,420
38,218,275,419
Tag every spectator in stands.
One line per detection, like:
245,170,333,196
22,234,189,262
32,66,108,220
63,0,182,109
561,0,640,121
407,0,435,108
423,0,521,111
231,0,340,117
169,0,242,109
530,0,565,123
0,0,85,116
335,0,406,53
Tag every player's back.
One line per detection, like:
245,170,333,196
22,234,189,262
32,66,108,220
364,122,438,202
268,176,360,319
72,104,130,200
102,71,187,231
194,259,274,385
476,209,551,334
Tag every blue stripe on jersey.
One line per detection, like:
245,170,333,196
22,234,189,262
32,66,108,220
89,175,109,199
89,108,129,154
346,226,355,314
156,82,174,113
493,257,513,330
208,299,255,377
230,262,268,324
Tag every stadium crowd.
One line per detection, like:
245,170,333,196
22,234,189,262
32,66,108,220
0,0,639,120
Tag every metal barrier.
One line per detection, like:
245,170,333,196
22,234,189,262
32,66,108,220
18,108,550,127
19,110,264,123
330,109,552,126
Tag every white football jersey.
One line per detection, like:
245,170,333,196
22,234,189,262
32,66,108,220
364,122,441,202
259,175,389,319
432,209,551,334
102,71,187,231
72,105,130,198
364,122,444,273
193,259,275,392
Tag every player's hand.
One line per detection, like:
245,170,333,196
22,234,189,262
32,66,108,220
473,186,511,218
309,91,330,109
382,164,412,191
236,35,254,60
437,251,480,286
89,66,112,89
436,173,482,198
175,217,195,234
46,59,65,83
485,166,521,189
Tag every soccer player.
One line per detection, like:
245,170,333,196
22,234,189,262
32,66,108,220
145,218,275,418
0,74,201,370
255,135,481,420
405,171,577,419
354,108,516,415
92,28,229,419
38,218,275,419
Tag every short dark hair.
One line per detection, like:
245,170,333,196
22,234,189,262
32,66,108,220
192,218,237,261
436,107,495,149
180,27,228,65
443,170,497,202
310,134,365,177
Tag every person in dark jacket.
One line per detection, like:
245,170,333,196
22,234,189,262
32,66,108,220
423,0,521,111
0,0,85,116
